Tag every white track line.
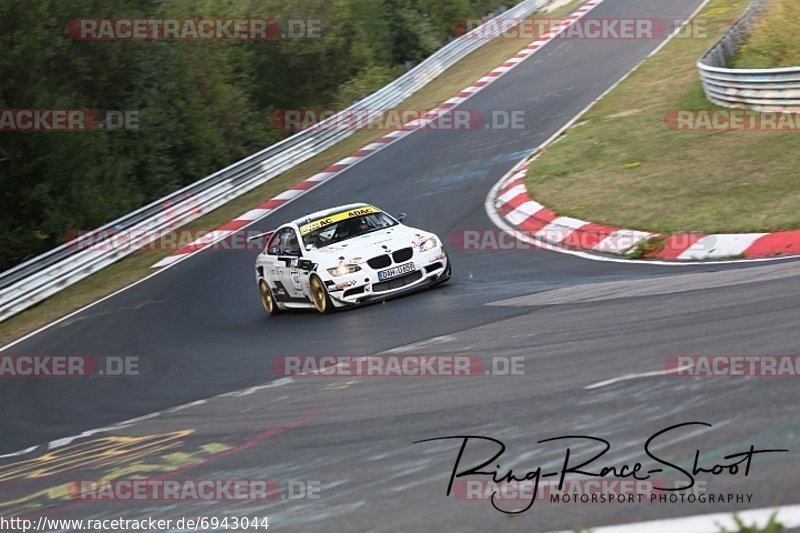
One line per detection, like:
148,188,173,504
383,335,457,354
585,364,693,390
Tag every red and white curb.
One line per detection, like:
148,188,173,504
483,0,800,263
151,0,607,269
491,152,800,263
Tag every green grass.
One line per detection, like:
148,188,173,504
525,0,800,237
720,514,783,533
0,0,584,345
731,0,800,68
719,513,784,533
575,513,784,533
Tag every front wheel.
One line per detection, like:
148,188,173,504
309,275,334,314
259,280,281,316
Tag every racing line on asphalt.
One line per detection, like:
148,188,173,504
2,0,800,530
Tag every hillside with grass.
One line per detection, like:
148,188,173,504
731,0,800,68
525,0,800,234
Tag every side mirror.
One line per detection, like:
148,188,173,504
397,213,408,223
297,259,314,271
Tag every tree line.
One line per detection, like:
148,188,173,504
0,0,507,270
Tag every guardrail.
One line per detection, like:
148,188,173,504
0,0,549,323
697,0,800,111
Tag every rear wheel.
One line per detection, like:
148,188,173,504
259,280,281,316
309,275,334,314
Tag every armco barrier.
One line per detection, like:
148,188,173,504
0,0,548,322
697,0,800,111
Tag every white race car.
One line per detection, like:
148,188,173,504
255,203,451,315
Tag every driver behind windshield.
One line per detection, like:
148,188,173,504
303,212,396,249
335,218,369,240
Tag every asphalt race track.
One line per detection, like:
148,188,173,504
2,0,799,531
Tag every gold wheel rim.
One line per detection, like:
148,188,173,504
311,277,327,312
259,282,274,313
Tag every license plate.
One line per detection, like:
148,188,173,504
377,262,415,281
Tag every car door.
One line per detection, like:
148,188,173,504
263,230,286,298
276,228,306,300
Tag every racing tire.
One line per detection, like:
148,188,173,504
309,275,334,314
259,280,281,316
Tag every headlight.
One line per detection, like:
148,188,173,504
419,237,438,251
327,264,361,277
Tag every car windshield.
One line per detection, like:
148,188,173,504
302,212,397,249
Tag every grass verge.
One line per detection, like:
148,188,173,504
731,0,800,68
574,512,784,532
0,0,583,346
525,0,800,236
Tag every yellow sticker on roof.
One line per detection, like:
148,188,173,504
300,205,382,235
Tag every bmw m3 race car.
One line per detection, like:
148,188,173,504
255,203,451,315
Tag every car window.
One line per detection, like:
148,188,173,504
303,212,397,248
280,229,301,256
266,231,281,255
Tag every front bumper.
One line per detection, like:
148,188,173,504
325,248,448,307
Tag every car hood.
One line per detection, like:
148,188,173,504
306,225,434,265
